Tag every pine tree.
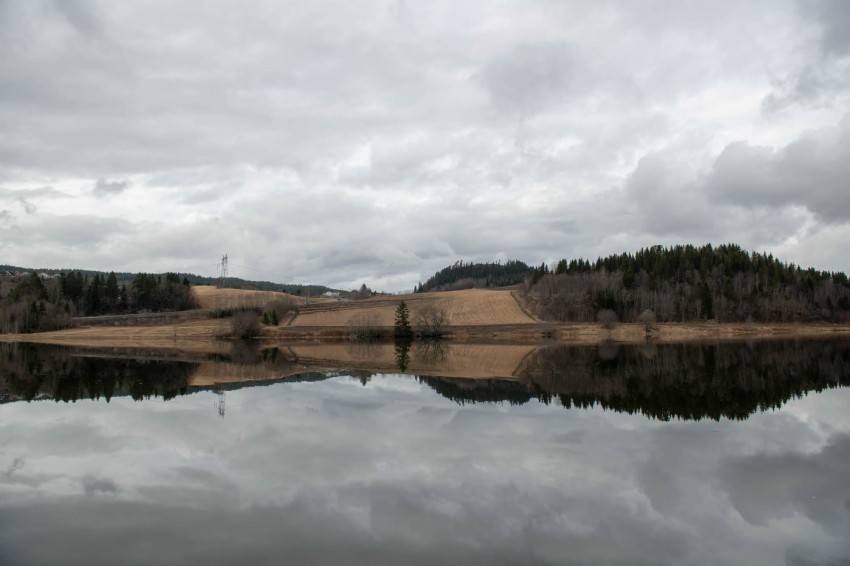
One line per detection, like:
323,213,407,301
105,272,119,312
394,301,413,339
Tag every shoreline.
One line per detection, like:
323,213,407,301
2,320,849,350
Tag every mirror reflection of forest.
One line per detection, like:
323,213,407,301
482,339,850,421
2,340,848,422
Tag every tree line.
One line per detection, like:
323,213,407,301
416,259,530,292
0,271,198,333
525,243,850,323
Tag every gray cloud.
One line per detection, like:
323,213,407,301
761,64,850,115
93,178,129,197
0,0,848,288
4,457,25,477
81,475,119,496
480,42,577,115
706,117,850,222
804,0,850,57
15,197,36,214
50,0,104,38
720,433,850,533
621,154,714,237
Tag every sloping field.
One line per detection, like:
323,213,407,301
192,285,316,310
289,289,537,328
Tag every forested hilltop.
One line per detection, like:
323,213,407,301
525,244,850,323
415,260,531,292
417,244,850,323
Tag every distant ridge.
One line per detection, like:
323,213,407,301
0,264,341,297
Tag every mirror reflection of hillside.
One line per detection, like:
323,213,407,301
0,343,198,402
470,340,850,421
2,340,848,422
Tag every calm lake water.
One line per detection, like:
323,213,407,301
1,340,849,565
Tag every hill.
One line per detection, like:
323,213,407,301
416,260,530,292
0,264,341,297
526,243,850,323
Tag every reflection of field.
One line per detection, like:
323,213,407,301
191,362,287,386
288,342,537,379
289,289,536,328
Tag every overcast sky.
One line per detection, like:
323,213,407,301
1,0,849,291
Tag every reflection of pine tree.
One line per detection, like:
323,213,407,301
394,337,412,372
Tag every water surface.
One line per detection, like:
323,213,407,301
1,340,848,565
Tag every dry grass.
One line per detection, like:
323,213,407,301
556,320,850,344
0,319,232,354
192,285,323,311
288,289,537,328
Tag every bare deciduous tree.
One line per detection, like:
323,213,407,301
347,312,381,340
415,302,450,339
638,309,656,333
230,310,262,339
597,308,618,330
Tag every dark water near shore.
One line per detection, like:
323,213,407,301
1,340,849,565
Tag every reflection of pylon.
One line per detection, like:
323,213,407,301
216,389,225,418
219,254,229,288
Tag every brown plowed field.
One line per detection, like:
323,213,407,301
289,289,537,327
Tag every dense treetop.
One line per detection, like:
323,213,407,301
416,259,531,292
